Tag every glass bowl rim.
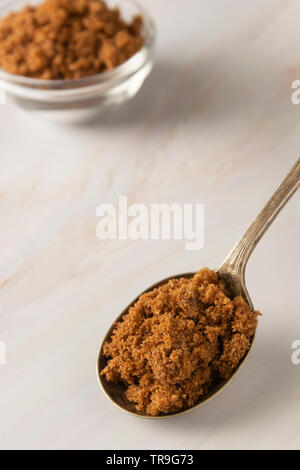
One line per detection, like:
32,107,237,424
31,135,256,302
0,0,155,88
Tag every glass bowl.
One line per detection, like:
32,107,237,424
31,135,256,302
0,0,155,111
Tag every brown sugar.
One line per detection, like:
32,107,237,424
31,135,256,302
0,0,144,80
101,268,260,416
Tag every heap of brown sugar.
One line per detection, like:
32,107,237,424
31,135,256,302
0,0,144,79
101,268,260,416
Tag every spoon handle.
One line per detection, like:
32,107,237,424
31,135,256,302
221,157,300,276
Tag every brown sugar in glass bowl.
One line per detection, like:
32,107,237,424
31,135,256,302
0,0,155,109
0,0,145,80
100,268,260,417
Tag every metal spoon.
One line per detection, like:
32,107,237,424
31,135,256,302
97,157,300,418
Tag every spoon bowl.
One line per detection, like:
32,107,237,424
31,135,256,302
98,270,255,418
97,158,300,418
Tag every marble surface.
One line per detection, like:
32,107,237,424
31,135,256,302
0,0,300,450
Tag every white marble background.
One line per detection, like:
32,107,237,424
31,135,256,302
0,0,300,450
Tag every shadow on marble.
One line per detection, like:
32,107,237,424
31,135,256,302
15,47,293,135
141,330,298,436
60,49,292,131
